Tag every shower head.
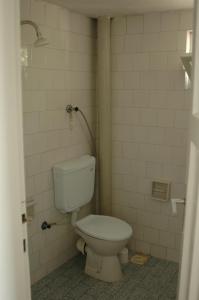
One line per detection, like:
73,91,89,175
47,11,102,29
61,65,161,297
21,20,49,47
34,34,49,47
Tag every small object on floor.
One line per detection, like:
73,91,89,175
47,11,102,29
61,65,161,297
130,253,150,265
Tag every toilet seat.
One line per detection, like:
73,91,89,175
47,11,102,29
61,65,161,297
76,214,132,242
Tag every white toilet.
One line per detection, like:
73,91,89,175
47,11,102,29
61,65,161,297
53,155,132,282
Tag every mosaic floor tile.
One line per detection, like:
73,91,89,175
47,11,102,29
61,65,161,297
32,255,179,300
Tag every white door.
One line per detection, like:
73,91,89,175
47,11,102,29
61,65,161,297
0,0,31,299
178,2,199,299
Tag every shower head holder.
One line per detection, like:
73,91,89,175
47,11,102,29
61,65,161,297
66,105,79,113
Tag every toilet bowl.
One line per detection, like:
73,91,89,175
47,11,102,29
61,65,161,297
75,214,132,282
53,155,132,282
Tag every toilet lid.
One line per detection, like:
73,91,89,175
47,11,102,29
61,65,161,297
76,215,133,241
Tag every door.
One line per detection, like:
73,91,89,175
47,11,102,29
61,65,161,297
178,1,199,299
0,0,31,299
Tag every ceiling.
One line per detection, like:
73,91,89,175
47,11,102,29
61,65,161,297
44,0,194,17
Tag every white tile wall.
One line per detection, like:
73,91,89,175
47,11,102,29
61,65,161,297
112,10,193,262
20,0,96,283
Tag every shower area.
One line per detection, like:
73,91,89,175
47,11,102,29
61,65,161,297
20,0,193,298
21,1,98,283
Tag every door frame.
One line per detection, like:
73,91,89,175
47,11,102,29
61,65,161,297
1,0,199,299
0,0,31,299
178,1,199,299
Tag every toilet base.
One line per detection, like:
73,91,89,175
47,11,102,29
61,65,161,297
85,246,123,282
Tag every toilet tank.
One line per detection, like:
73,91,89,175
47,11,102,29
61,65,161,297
53,155,95,213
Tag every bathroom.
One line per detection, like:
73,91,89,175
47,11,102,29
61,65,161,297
0,0,198,299
21,0,193,298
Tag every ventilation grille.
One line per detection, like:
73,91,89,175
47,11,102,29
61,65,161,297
152,180,171,202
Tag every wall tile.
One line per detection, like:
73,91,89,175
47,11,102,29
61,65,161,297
112,174,123,189
167,53,182,70
175,110,190,129
132,53,150,71
159,32,178,51
26,177,35,198
159,231,176,248
112,54,133,71
127,16,144,34
139,109,157,126
25,154,42,176
46,91,70,111
177,31,187,51
23,112,40,134
164,128,187,147
46,3,60,29
144,13,161,33
168,216,184,233
142,33,160,52
71,13,95,37
111,17,126,35
111,36,125,53
166,248,180,262
125,35,143,53
150,53,167,70
24,133,47,156
163,165,185,183
123,72,141,90
149,91,168,108
151,245,166,259
137,211,152,227
148,127,166,145
112,90,132,107
123,142,139,159
29,251,40,272
20,0,30,19
143,227,159,244
59,8,71,31
112,158,132,174
151,213,169,231
157,110,175,127
135,240,150,254
179,10,193,30
132,91,150,107
30,0,46,25
132,224,144,240
41,26,65,50
23,91,46,112
146,162,163,179
161,12,180,32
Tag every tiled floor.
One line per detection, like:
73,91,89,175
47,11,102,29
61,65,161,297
32,255,179,300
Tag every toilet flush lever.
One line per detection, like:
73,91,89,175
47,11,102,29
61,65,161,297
171,198,186,215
